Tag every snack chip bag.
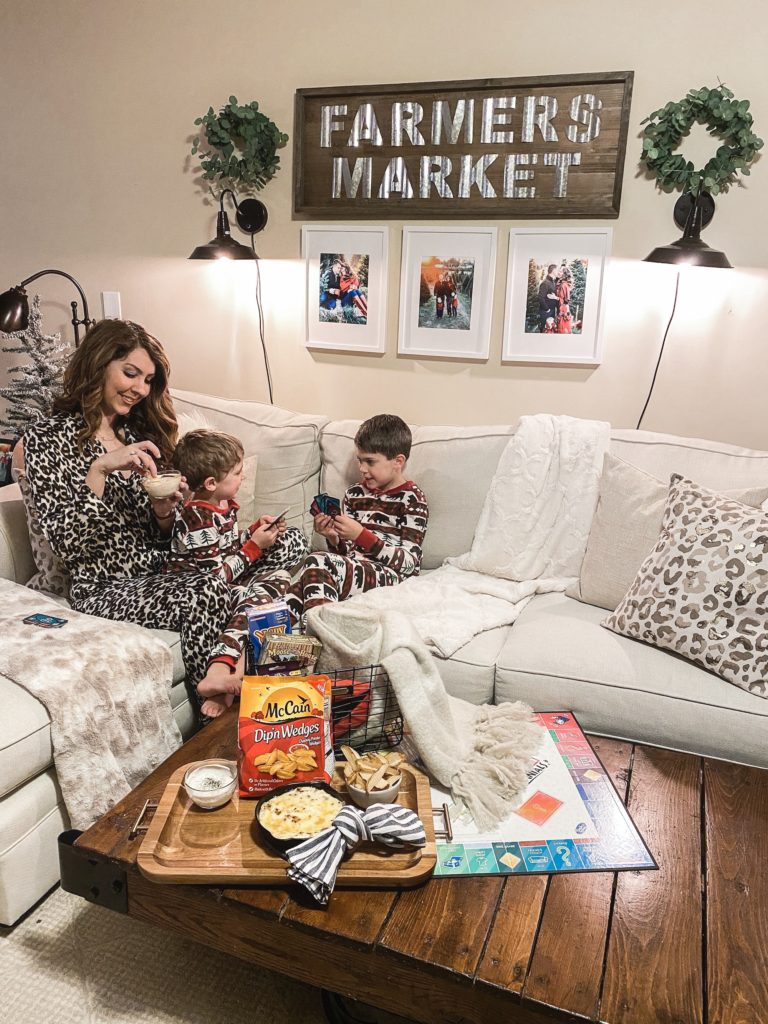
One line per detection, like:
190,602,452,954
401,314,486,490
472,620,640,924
238,674,334,798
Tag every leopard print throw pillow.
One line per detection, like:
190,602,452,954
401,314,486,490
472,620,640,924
603,474,768,697
18,472,71,599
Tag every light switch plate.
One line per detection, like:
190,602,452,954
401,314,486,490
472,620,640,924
101,291,122,318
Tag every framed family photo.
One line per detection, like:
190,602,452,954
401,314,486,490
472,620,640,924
502,228,612,366
398,226,497,360
301,225,388,353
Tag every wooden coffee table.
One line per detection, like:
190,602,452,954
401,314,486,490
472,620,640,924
61,709,768,1024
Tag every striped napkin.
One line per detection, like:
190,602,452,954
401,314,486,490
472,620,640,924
286,803,426,904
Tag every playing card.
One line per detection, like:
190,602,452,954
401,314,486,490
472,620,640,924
311,493,341,517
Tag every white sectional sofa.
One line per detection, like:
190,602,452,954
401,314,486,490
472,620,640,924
1,388,767,924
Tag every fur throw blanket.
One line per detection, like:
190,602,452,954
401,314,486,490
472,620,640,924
350,414,611,656
307,605,543,829
0,579,181,829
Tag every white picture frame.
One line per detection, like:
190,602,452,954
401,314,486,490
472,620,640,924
397,226,497,360
301,225,388,353
502,227,612,366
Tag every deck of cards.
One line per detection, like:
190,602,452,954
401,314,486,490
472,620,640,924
310,493,341,518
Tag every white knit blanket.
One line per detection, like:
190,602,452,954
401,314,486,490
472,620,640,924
0,579,181,829
351,414,611,656
307,605,543,829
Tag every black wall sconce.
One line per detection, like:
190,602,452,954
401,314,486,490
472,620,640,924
0,269,95,346
189,190,268,260
644,190,732,269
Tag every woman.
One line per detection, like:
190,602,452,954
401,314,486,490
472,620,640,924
23,319,306,720
555,265,574,335
339,262,368,318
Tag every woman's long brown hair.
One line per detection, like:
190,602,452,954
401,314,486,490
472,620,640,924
53,320,178,462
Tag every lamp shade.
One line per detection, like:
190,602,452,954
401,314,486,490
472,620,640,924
189,211,257,260
0,285,30,333
644,236,732,269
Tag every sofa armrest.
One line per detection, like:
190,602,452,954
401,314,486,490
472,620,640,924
0,489,35,584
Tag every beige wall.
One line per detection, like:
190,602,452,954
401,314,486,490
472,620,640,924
1,0,766,448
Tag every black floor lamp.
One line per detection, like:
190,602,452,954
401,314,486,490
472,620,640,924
0,269,95,347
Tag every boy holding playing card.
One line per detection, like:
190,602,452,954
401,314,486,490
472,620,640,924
286,414,429,627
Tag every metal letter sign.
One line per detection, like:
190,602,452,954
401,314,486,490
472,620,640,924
294,72,633,219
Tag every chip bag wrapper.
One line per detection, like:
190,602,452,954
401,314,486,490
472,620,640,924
238,674,335,798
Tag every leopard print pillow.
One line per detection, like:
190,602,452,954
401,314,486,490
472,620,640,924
18,472,71,598
604,474,768,697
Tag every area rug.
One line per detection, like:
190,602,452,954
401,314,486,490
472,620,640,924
0,886,326,1024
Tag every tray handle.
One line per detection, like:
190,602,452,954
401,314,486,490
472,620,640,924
432,803,453,841
129,799,158,839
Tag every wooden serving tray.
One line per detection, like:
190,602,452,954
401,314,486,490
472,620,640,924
137,760,436,888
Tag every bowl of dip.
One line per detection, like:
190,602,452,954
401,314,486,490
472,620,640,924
183,760,238,810
142,470,181,500
255,781,345,854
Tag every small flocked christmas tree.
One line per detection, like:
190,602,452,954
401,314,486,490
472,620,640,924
0,295,71,442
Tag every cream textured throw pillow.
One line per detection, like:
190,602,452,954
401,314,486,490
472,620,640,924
18,473,71,598
568,454,768,611
603,475,768,697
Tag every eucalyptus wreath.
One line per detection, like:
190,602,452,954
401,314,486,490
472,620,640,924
640,85,763,196
190,96,288,192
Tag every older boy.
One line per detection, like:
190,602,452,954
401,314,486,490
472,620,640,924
286,414,428,627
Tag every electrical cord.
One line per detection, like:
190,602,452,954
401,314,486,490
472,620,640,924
251,234,274,404
636,269,680,430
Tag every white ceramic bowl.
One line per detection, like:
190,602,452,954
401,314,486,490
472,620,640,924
346,773,401,809
183,760,238,810
141,470,181,499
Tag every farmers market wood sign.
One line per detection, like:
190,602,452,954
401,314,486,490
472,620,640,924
294,72,633,219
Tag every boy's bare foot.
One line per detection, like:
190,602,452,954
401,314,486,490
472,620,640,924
197,661,241,698
234,650,246,682
200,693,234,719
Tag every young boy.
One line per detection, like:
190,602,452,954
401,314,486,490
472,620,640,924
285,414,428,627
166,428,308,717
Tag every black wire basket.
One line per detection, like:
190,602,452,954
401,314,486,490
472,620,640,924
329,664,403,755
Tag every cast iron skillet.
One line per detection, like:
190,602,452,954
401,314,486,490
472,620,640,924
254,779,346,857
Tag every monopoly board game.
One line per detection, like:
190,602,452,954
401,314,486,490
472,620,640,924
432,712,656,877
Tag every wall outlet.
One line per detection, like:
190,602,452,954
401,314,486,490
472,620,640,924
101,291,122,318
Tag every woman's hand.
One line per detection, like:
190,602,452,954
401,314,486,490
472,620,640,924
86,440,163,499
150,477,186,522
95,440,161,477
332,513,363,542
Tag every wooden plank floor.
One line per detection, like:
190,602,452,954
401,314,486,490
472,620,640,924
74,712,768,1024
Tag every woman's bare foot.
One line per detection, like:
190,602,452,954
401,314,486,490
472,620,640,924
198,660,241,699
200,693,234,719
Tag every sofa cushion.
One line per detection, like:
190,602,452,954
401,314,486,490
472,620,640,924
436,625,512,705
0,768,68,925
320,421,515,569
604,476,768,697
0,487,35,585
609,429,768,488
172,390,328,539
567,454,768,611
494,592,768,767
